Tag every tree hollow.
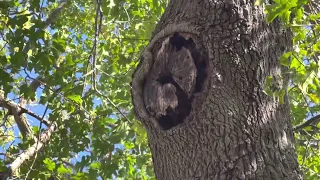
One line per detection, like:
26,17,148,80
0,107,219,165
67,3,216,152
143,32,208,130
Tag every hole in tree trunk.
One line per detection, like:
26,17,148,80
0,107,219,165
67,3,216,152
143,32,208,130
157,73,173,85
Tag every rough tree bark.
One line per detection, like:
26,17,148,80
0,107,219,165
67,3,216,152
131,0,303,179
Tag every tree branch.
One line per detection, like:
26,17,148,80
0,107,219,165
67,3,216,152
2,0,70,140
12,107,33,140
43,0,69,28
29,76,45,91
293,114,320,131
0,96,50,128
0,95,33,140
8,123,56,176
20,108,51,126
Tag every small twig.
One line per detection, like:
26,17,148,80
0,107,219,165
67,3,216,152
24,103,49,179
301,130,313,166
62,160,75,169
95,90,131,122
20,109,50,126
91,0,103,89
43,0,69,28
0,42,7,52
90,0,131,123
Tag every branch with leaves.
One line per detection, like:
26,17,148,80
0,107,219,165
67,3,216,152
293,114,320,131
0,0,168,178
6,123,56,178
0,96,51,126
1,0,69,141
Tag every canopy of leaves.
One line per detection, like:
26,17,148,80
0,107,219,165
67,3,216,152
0,0,320,179
0,0,166,179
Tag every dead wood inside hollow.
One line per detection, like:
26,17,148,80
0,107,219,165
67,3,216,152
143,32,208,130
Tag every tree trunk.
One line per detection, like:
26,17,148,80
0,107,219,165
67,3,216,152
131,0,303,179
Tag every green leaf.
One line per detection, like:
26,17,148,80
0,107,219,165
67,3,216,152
10,51,25,67
65,54,75,66
280,10,291,24
301,72,315,93
295,8,303,22
290,58,305,75
124,141,135,150
313,40,320,52
43,158,56,171
280,51,292,66
66,94,83,105
309,93,320,104
20,83,36,101
265,4,287,23
303,125,312,131
53,40,66,52
57,164,72,174
89,162,101,170
71,172,88,180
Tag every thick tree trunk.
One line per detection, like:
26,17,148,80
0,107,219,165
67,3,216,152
131,0,303,179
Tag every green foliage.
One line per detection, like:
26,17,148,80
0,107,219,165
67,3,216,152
0,0,166,179
43,158,56,171
265,0,320,179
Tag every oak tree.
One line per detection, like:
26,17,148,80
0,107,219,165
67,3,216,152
132,0,308,179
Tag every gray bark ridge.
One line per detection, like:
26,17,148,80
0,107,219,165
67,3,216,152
131,0,303,179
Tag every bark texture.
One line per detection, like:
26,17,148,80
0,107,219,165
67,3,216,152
131,0,303,179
